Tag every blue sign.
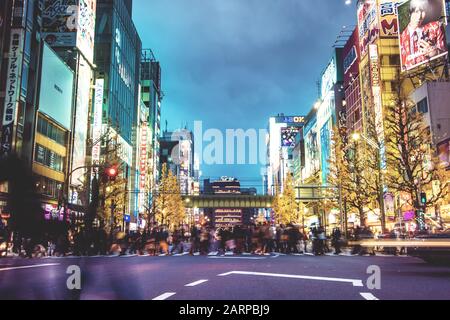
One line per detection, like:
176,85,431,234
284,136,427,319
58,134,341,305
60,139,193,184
124,215,131,223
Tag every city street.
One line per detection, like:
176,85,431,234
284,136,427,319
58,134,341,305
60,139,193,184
1,254,450,300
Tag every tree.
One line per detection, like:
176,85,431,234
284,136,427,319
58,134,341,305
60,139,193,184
385,85,449,230
272,174,298,225
154,164,186,230
328,126,378,227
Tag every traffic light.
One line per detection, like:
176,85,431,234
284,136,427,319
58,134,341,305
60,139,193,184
420,192,427,206
105,166,119,181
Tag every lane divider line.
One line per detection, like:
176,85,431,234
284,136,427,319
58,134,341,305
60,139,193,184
152,292,176,301
209,256,267,260
360,292,380,300
185,279,209,287
218,271,364,287
0,263,60,272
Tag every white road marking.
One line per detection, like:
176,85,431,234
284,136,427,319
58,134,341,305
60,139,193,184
0,263,60,272
360,292,380,300
152,292,176,300
209,256,267,260
218,271,364,287
185,279,209,287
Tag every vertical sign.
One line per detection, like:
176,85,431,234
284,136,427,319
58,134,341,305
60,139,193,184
138,124,148,212
1,29,24,156
91,79,104,166
369,44,386,169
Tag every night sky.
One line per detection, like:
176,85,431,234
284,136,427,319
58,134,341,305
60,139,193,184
133,0,357,189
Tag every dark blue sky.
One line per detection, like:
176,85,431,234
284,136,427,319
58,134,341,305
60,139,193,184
133,0,356,189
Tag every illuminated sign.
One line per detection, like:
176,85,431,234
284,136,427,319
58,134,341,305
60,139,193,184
398,0,448,72
358,0,379,58
344,46,358,74
92,79,104,166
275,116,306,126
115,27,132,89
321,59,337,99
369,44,387,170
281,127,300,148
214,208,243,226
1,29,24,156
379,0,402,37
42,0,96,65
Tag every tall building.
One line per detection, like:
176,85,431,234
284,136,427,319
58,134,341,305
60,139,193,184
159,129,195,195
41,0,97,213
343,27,363,134
0,0,77,224
140,49,162,198
266,115,306,195
93,0,142,222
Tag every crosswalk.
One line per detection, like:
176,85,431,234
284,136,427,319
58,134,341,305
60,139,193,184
22,251,410,259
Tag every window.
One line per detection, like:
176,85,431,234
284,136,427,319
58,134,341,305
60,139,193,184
417,98,429,114
37,116,66,145
35,176,62,199
34,144,65,172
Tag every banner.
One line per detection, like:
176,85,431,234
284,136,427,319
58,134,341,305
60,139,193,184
379,0,403,37
1,29,24,156
398,0,448,71
358,0,380,58
42,0,96,65
281,127,300,148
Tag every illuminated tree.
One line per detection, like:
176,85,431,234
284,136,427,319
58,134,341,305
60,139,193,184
273,174,298,225
385,87,449,230
328,126,378,227
155,164,186,230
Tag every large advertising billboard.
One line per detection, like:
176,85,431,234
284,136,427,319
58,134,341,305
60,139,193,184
358,0,380,58
281,127,300,148
39,43,74,130
214,209,243,227
42,0,96,65
379,0,403,37
398,0,448,72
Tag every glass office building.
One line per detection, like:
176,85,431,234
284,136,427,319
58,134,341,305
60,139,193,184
94,0,141,145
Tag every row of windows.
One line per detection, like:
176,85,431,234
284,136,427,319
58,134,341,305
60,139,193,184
34,144,65,173
35,176,63,199
37,116,66,145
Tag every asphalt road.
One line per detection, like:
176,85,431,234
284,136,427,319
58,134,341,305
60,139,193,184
1,253,450,300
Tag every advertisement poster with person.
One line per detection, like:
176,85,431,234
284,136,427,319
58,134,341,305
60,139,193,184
398,0,448,71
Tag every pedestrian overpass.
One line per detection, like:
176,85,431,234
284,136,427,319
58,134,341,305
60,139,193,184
181,185,339,209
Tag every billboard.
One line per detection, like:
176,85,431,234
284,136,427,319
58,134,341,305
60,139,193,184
214,209,243,227
379,0,403,37
42,0,96,65
320,120,332,184
39,43,74,130
358,0,380,58
1,29,24,156
281,127,300,148
275,116,306,127
398,0,448,72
